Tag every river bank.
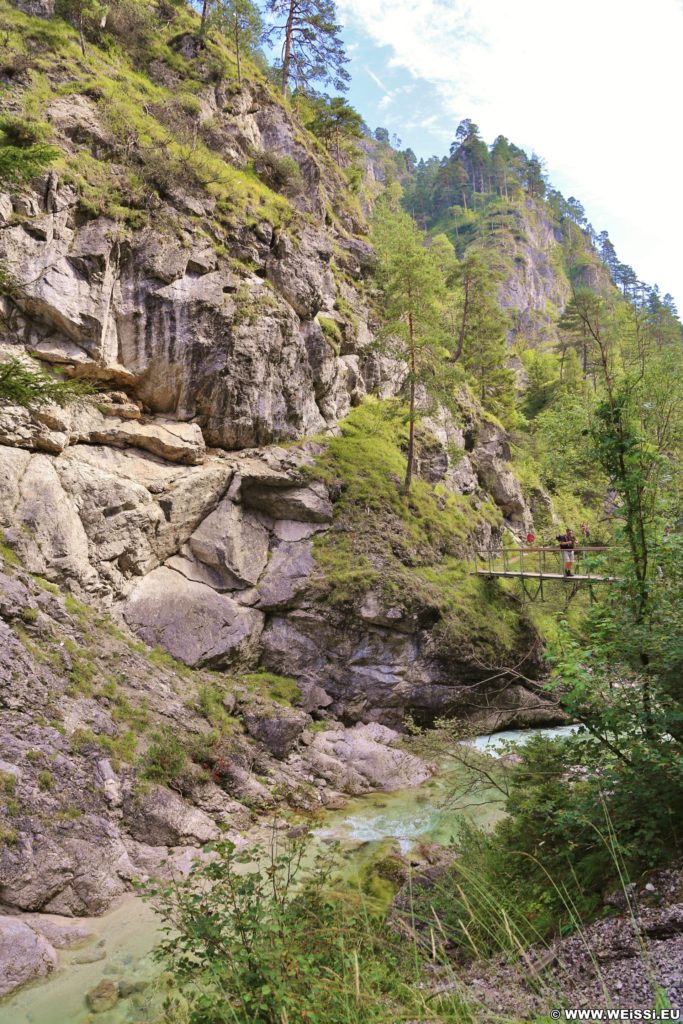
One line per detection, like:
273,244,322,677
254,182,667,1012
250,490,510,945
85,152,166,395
0,725,577,1024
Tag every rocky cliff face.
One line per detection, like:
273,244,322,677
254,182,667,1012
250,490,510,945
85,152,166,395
0,0,564,957
0,90,377,448
476,197,614,349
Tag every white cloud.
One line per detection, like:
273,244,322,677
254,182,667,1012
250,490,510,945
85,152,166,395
339,0,683,305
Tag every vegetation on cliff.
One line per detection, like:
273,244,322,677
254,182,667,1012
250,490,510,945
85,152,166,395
1,0,683,1017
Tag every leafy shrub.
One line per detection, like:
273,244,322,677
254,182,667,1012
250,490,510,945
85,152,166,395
318,315,343,355
37,769,55,791
0,116,52,148
0,771,17,796
0,823,18,847
0,115,58,186
0,358,92,407
148,838,474,1024
0,135,59,186
140,726,189,787
103,0,154,46
253,151,303,196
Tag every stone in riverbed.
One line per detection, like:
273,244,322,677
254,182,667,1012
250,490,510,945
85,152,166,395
86,978,119,1012
301,723,431,795
22,912,94,948
73,946,106,964
118,977,149,997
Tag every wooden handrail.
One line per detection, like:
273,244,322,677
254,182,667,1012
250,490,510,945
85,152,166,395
514,546,609,554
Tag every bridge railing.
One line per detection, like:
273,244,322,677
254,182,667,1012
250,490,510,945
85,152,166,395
472,545,612,580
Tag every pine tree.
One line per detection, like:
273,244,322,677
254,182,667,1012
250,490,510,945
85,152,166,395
308,95,363,163
456,253,513,418
266,0,349,96
208,0,263,84
371,193,458,492
55,0,106,54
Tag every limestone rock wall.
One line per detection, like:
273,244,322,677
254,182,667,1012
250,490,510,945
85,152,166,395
0,391,549,733
0,77,382,450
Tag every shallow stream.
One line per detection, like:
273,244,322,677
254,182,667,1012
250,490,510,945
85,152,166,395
0,724,576,1024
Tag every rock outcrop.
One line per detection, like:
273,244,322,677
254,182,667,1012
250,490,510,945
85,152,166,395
0,561,436,939
0,916,58,997
0,2,564,986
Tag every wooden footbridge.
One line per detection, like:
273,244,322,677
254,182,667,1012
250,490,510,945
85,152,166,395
470,545,622,601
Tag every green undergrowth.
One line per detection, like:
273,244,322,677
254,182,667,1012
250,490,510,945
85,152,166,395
307,399,536,662
147,837,481,1024
0,0,294,231
240,669,302,706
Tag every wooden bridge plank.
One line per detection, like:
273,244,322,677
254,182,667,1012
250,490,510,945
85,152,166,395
470,571,620,583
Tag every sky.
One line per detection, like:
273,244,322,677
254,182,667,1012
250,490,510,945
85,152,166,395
335,0,683,309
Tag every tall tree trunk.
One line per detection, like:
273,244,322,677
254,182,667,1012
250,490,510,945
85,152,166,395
78,12,86,55
281,0,295,96
234,20,242,85
200,0,210,35
404,309,416,493
452,269,470,362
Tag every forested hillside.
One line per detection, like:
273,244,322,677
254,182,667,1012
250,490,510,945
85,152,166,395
0,0,682,1019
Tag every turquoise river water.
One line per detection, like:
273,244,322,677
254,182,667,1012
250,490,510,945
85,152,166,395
0,724,576,1024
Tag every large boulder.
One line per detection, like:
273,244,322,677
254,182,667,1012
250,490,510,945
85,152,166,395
0,444,233,596
0,825,132,915
123,567,264,666
0,916,58,997
256,539,314,609
301,723,431,795
243,704,311,759
126,785,220,846
187,499,270,589
242,481,332,522
474,453,529,525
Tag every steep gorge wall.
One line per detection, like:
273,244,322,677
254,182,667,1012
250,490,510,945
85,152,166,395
0,1,567,948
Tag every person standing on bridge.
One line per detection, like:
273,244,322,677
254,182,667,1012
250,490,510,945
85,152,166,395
556,528,576,577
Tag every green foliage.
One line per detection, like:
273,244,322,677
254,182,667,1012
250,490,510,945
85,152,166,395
140,726,191,787
240,670,302,706
304,93,364,163
55,0,107,53
455,250,515,421
0,114,59,185
0,358,92,407
148,837,474,1024
444,281,683,947
70,725,138,765
37,769,55,791
0,772,17,796
266,0,350,96
205,0,263,85
0,115,52,147
371,190,464,489
253,151,303,196
0,823,19,847
196,682,240,732
307,401,534,668
317,315,342,354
